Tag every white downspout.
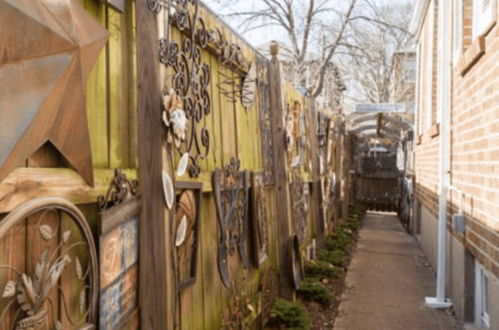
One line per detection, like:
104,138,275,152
425,0,452,309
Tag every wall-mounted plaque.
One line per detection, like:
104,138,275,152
99,196,141,330
175,181,203,291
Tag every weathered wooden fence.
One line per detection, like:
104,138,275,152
0,0,352,329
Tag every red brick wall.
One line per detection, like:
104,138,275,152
415,1,499,277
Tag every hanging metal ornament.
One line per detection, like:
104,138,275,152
241,63,257,110
162,171,174,210
212,158,250,288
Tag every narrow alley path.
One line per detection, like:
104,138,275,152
334,212,460,330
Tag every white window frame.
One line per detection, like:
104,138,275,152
473,0,497,39
475,261,491,329
453,0,464,64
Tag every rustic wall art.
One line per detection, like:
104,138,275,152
0,197,98,329
250,172,269,267
207,27,250,73
212,158,250,288
174,181,202,291
98,168,139,211
99,196,141,330
290,173,309,244
151,0,211,178
256,56,275,185
0,0,109,186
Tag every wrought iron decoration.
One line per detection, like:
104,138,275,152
212,158,250,288
0,197,98,329
150,0,211,178
98,168,139,211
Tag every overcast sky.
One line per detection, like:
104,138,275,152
202,0,415,48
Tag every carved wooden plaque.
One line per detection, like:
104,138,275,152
175,181,203,291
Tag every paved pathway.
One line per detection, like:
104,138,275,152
334,212,461,330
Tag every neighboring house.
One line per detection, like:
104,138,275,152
390,50,417,113
410,0,498,328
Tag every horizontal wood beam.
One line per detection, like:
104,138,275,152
0,168,137,213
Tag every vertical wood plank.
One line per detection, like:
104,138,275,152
108,7,130,168
0,216,25,330
136,1,171,328
84,0,109,168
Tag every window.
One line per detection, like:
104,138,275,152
473,0,496,39
404,58,416,83
475,261,491,328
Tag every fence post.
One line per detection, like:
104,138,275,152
306,99,325,245
136,1,174,328
268,43,294,298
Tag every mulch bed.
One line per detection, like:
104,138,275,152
298,224,363,329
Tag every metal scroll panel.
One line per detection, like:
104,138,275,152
0,197,98,329
151,0,211,178
212,158,250,288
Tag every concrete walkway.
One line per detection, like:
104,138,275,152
334,212,461,330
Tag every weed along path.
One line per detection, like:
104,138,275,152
334,212,460,330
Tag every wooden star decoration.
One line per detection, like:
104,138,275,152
0,0,109,186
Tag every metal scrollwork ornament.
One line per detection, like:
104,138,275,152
154,0,211,178
0,198,98,329
98,168,139,211
212,158,250,288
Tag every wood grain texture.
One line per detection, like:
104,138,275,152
0,168,137,214
268,55,294,299
306,99,324,244
135,1,172,329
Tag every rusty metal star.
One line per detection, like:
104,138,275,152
0,0,109,186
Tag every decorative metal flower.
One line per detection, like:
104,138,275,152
162,89,188,148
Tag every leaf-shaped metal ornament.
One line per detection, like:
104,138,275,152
39,224,53,241
177,153,189,177
175,215,187,247
34,250,48,290
162,171,174,210
63,230,71,243
75,257,83,280
2,281,16,298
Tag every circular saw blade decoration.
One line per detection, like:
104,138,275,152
0,0,109,186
